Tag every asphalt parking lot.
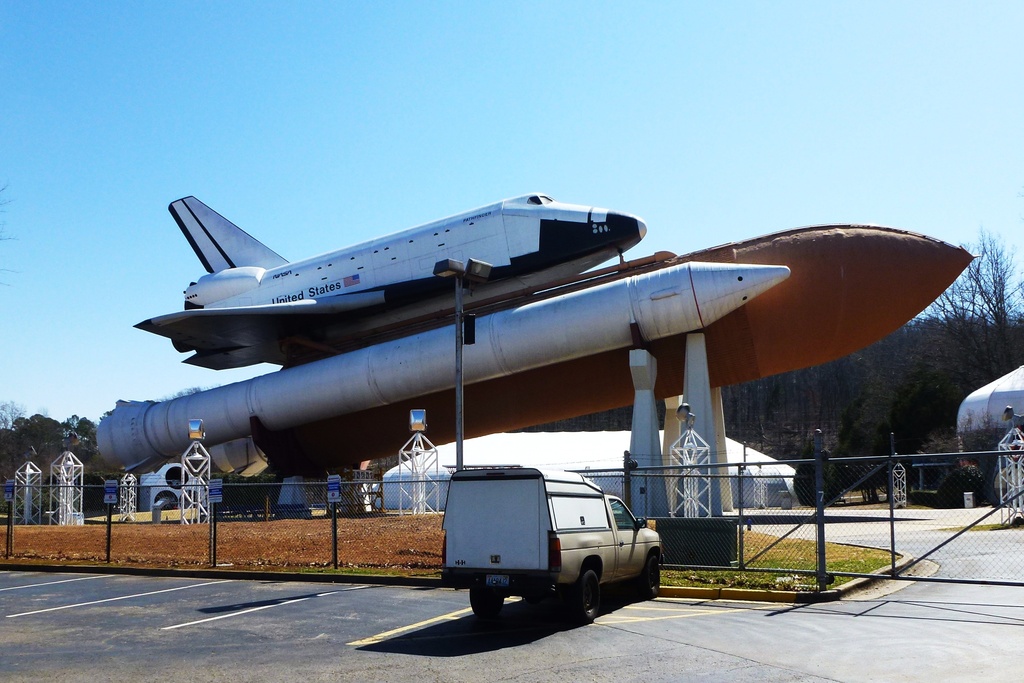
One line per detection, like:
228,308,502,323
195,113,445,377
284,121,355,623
2,570,1023,683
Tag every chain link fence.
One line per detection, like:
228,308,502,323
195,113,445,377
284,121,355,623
3,443,1023,590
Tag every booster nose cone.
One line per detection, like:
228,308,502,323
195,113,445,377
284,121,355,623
688,263,791,328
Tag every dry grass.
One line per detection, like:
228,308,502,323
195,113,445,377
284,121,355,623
2,514,444,571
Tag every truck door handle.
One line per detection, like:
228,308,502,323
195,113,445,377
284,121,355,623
619,541,624,547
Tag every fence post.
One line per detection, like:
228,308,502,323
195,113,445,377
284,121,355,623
105,501,112,563
210,502,217,568
332,501,339,570
8,497,15,557
888,432,897,576
623,450,633,510
737,458,746,571
814,429,829,591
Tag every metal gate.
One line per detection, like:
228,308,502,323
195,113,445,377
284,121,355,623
589,429,1024,591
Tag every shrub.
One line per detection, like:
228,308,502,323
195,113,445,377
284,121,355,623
935,464,986,508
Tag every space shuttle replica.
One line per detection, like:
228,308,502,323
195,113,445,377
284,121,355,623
99,194,973,477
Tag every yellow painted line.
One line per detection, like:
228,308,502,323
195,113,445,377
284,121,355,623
599,607,732,624
349,597,524,646
348,606,473,646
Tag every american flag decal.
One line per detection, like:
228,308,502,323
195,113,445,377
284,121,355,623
344,274,360,287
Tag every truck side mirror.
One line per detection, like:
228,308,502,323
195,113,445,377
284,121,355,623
634,517,648,530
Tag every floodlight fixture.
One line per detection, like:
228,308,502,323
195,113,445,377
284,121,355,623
676,402,696,428
188,419,205,441
410,409,427,433
1003,406,1016,422
464,258,493,283
433,258,465,279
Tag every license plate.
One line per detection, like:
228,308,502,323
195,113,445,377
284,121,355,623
486,574,509,588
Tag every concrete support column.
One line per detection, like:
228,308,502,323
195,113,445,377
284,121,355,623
629,349,667,517
682,333,731,515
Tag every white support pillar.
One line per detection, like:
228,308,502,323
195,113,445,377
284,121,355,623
663,395,682,513
682,333,726,515
278,476,308,507
629,349,667,517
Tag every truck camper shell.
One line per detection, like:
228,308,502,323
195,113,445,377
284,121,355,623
441,466,661,622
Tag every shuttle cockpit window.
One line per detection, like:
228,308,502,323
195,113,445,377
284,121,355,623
527,195,554,205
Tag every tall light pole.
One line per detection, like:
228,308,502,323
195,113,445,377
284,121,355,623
433,258,492,471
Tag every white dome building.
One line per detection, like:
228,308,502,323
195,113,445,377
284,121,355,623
957,366,1024,432
381,431,794,512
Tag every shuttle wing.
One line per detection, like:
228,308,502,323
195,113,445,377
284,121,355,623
136,291,387,368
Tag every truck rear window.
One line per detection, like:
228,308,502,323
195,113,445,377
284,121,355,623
550,495,610,531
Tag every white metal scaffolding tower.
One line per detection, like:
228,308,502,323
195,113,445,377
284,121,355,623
397,431,441,514
892,462,908,509
119,473,138,522
669,407,712,518
14,461,42,525
180,440,211,525
49,451,84,526
997,420,1024,525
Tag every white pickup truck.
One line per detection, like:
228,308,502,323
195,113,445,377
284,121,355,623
441,467,662,622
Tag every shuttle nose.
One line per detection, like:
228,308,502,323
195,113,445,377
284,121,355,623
606,211,647,246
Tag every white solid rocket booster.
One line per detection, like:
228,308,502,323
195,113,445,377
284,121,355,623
98,261,789,468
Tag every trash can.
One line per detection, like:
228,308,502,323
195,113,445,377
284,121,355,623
152,499,168,524
779,491,793,510
963,492,975,509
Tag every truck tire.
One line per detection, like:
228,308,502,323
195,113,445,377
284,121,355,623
469,586,503,619
570,569,601,623
636,553,660,600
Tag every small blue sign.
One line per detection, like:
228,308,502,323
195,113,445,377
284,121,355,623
327,474,342,503
4,480,14,502
209,479,223,504
104,480,118,505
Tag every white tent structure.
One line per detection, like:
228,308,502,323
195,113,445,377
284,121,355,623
381,431,794,512
958,365,1024,432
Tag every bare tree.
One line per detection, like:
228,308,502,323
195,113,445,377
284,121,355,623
925,229,1024,391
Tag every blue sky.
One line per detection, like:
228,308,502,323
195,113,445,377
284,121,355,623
2,1,1023,423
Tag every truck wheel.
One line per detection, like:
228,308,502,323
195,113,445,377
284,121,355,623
636,553,660,600
570,569,601,623
469,586,503,619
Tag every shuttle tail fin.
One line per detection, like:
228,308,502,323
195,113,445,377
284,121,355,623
169,196,289,274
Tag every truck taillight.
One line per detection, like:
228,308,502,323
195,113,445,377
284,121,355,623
548,533,561,572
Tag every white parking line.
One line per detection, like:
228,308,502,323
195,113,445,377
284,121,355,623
0,575,110,592
6,580,232,617
162,585,370,630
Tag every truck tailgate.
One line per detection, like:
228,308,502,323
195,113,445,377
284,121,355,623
444,476,548,571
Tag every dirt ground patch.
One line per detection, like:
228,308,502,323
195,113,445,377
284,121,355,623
1,514,445,572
